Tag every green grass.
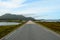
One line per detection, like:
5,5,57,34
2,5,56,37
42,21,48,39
36,22,60,34
0,21,26,39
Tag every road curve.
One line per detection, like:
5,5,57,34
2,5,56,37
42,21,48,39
1,21,60,40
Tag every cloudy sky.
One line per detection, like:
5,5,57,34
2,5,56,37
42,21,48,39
0,0,60,19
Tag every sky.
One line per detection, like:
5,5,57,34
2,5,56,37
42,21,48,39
0,0,60,19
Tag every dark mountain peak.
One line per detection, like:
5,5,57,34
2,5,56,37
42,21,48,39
0,13,35,21
2,13,11,16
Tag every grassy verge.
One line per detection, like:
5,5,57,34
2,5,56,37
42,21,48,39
0,21,26,39
36,22,60,34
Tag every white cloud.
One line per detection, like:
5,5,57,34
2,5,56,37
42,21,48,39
0,0,26,8
12,0,26,4
0,0,26,16
0,9,10,16
0,0,60,19
16,8,49,14
0,2,18,8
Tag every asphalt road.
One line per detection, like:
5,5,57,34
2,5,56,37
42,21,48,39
1,21,60,40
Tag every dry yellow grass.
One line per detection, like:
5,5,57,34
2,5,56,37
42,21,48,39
0,21,26,39
36,22,60,34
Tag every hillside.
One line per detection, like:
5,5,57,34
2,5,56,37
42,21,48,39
0,14,35,21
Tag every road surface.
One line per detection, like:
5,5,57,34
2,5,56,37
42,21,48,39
1,21,60,40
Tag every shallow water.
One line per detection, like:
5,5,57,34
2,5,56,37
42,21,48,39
0,22,20,26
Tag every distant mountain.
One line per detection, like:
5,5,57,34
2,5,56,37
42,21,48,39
26,17,35,21
0,14,35,21
38,19,60,22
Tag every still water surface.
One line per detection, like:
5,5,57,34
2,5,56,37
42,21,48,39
0,22,20,26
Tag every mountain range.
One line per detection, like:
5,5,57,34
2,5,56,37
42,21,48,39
0,14,35,21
